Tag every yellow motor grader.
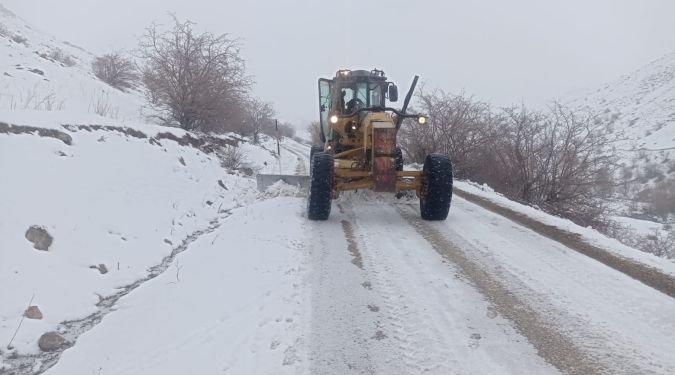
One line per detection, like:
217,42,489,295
307,69,453,221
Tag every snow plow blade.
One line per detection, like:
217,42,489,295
256,174,310,191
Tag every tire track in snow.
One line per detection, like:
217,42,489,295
339,202,454,374
281,142,308,176
306,205,378,375
397,204,659,375
327,199,558,375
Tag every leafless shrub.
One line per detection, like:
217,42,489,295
489,104,618,226
220,145,246,170
138,16,251,132
92,52,138,90
399,90,619,227
7,88,66,111
88,91,120,119
604,222,675,259
643,230,675,258
46,48,76,67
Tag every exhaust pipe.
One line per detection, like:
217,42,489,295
396,75,419,129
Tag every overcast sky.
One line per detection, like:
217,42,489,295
4,0,675,126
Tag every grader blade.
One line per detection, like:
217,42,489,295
256,174,310,191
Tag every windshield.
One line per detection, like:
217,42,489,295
338,81,386,114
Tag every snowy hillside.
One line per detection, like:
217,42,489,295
568,50,675,181
0,3,147,122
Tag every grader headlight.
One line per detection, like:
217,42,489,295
330,115,339,124
418,116,427,125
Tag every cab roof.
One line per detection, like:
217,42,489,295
333,69,388,82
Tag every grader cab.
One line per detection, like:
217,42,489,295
308,69,453,221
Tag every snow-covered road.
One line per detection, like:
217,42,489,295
306,195,675,374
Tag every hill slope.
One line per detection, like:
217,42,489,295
0,3,146,121
568,50,675,151
568,50,675,184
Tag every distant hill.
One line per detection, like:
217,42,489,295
567,50,675,154
567,49,675,220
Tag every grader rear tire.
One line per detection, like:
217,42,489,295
307,152,334,220
420,154,453,220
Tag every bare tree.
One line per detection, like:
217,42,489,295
306,121,323,145
398,89,498,179
276,122,296,138
138,17,251,132
243,98,275,143
92,53,138,90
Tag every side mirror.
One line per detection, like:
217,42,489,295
320,104,326,112
388,84,398,102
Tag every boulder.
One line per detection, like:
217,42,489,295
24,305,43,320
38,332,65,352
25,226,53,251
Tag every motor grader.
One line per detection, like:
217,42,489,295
307,69,453,221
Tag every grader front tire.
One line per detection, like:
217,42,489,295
307,152,334,220
420,154,453,221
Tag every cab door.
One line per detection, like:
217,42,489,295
318,78,333,142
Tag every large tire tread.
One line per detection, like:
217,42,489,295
420,154,453,220
309,145,324,172
308,152,333,220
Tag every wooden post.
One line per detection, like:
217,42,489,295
275,119,281,156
